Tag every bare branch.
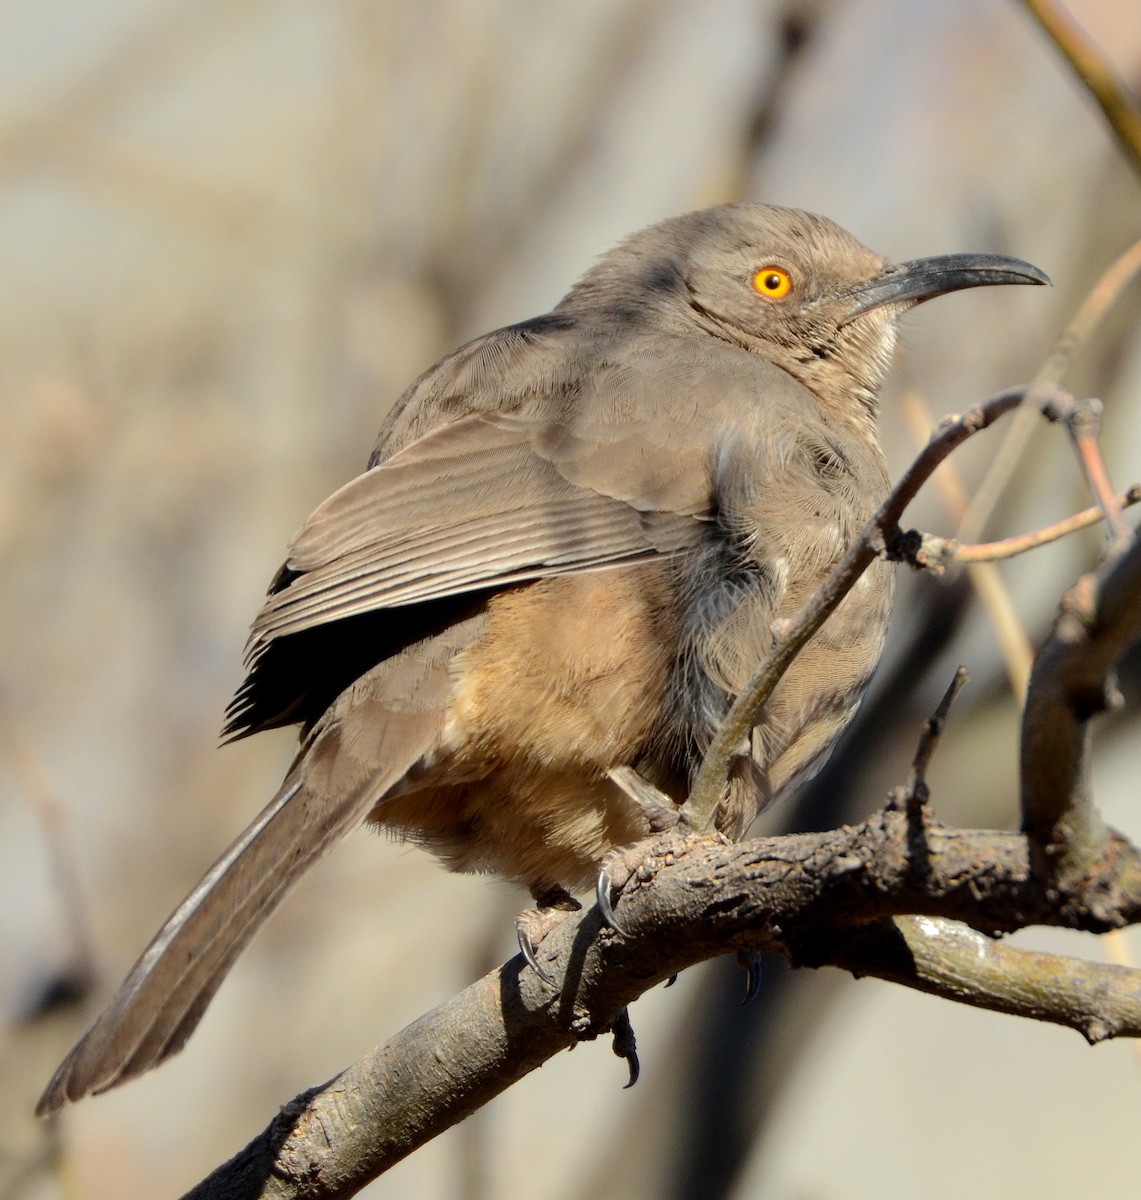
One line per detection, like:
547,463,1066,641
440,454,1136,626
1021,537,1141,867
182,810,1141,1199
1057,396,1133,545
899,389,1036,699
825,915,1141,1042
949,485,1141,562
182,389,1141,1200
959,235,1141,546
181,965,572,1200
904,666,970,801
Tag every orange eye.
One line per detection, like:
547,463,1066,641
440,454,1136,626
752,266,792,299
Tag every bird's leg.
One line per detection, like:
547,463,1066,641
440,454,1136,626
516,885,581,983
598,766,682,938
607,765,680,832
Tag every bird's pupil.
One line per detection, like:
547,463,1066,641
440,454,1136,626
765,273,781,290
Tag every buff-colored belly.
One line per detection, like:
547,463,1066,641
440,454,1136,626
373,564,681,892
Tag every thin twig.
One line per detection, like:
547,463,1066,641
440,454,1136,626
1020,0,1141,179
1059,398,1134,544
951,485,1141,562
958,235,1141,547
908,667,970,797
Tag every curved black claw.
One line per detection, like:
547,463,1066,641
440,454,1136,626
612,1008,640,1088
517,924,555,984
664,974,678,988
738,950,763,1006
596,865,631,938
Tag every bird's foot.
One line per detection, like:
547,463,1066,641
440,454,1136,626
611,1007,640,1088
595,813,717,939
516,886,581,983
567,1005,641,1088
737,949,763,1005
597,769,681,938
595,855,632,938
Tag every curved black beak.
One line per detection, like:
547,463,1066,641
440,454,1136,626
843,252,1051,323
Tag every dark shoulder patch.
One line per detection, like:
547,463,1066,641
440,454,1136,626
642,261,685,294
511,312,577,336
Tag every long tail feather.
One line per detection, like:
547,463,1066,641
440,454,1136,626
37,751,393,1114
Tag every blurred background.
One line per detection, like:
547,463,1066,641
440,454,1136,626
2,1,1140,1197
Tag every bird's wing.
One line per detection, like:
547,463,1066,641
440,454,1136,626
223,323,790,738
245,319,768,652
249,410,702,644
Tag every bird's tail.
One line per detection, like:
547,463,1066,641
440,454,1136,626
36,737,396,1115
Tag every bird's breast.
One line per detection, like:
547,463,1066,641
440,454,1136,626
664,413,894,822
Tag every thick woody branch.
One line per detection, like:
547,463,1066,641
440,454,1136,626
820,915,1141,1042
1021,536,1141,862
184,812,1141,1200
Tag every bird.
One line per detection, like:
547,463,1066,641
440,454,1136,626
37,203,1048,1113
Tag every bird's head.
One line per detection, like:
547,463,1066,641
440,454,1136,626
567,202,1049,430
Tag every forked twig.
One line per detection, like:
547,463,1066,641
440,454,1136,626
1057,397,1134,545
958,235,1141,547
952,485,1141,562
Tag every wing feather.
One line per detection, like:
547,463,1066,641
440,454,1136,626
228,322,785,737
249,409,708,654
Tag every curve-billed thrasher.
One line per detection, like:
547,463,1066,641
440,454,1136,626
38,203,1048,1112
